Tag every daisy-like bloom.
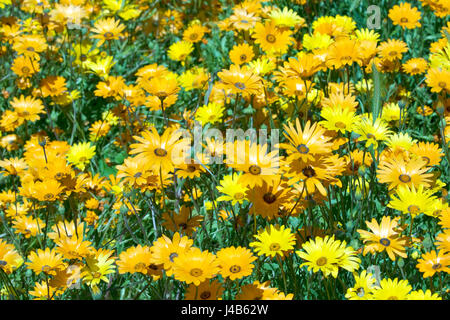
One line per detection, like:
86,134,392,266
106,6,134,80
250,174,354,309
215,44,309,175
116,156,153,187
84,55,115,79
246,177,293,220
326,38,361,69
353,117,392,149
13,34,48,61
320,105,359,134
26,248,66,276
94,76,126,100
66,142,96,171
377,155,433,190
388,2,422,29
168,41,194,62
388,185,438,218
284,153,345,196
279,119,333,163
39,76,67,98
116,245,156,275
249,225,296,258
228,8,261,31
11,55,39,78
248,57,276,76
91,17,125,47
80,249,116,294
321,92,359,112
216,172,249,205
381,103,407,124
129,126,190,174
225,140,281,188
10,95,45,122
378,39,408,62
183,23,208,43
49,3,88,27
171,247,220,286
0,157,28,176
345,270,378,300
372,278,412,300
89,120,111,142
29,281,60,300
28,179,64,202
297,235,360,278
357,216,408,261
195,102,225,126
217,64,262,97
252,21,294,55
303,33,334,51
0,239,23,274
161,206,204,236
216,246,256,280
229,43,255,65
416,250,450,277
408,289,442,300
178,67,209,91
425,68,450,93
185,279,224,300
150,232,194,276
12,215,45,239
55,237,93,261
409,142,444,167
236,280,293,300
402,57,428,75
268,6,306,29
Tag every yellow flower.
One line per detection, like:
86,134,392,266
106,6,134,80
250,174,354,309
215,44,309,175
67,142,96,171
168,41,194,62
250,225,296,258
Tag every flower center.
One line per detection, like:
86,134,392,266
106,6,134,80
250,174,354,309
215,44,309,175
134,172,142,178
229,265,241,273
302,166,316,178
335,121,346,129
263,192,277,204
266,34,276,43
398,174,411,183
93,272,102,278
154,148,168,157
356,287,365,297
269,243,281,251
240,54,247,61
148,264,159,271
249,165,261,175
234,82,246,90
187,165,197,172
169,252,178,262
387,296,398,300
432,263,442,270
438,82,446,88
27,47,35,52
104,32,114,39
296,144,309,154
41,265,51,273
316,257,327,266
400,17,408,23
44,193,55,201
0,260,7,266
407,205,420,215
379,238,391,246
234,192,245,200
200,291,211,299
189,33,198,41
21,66,30,74
190,268,203,277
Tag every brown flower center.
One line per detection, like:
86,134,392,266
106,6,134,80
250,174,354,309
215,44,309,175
400,17,408,23
249,165,262,175
269,243,280,251
316,257,327,266
234,82,246,90
432,263,442,270
229,265,241,273
379,238,391,246
169,252,178,262
398,174,411,183
263,192,277,204
266,34,276,43
234,192,245,200
190,268,203,277
296,144,309,154
240,54,247,61
21,66,30,74
44,193,55,201
104,32,114,39
134,262,146,272
422,156,430,165
154,148,168,157
0,260,7,266
302,166,316,178
407,205,420,215
438,82,446,88
335,121,346,129
200,291,211,299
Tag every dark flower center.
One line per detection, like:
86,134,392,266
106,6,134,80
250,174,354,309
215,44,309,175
263,192,277,204
379,238,391,246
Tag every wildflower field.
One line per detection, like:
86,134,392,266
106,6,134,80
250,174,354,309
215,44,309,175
0,0,449,301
